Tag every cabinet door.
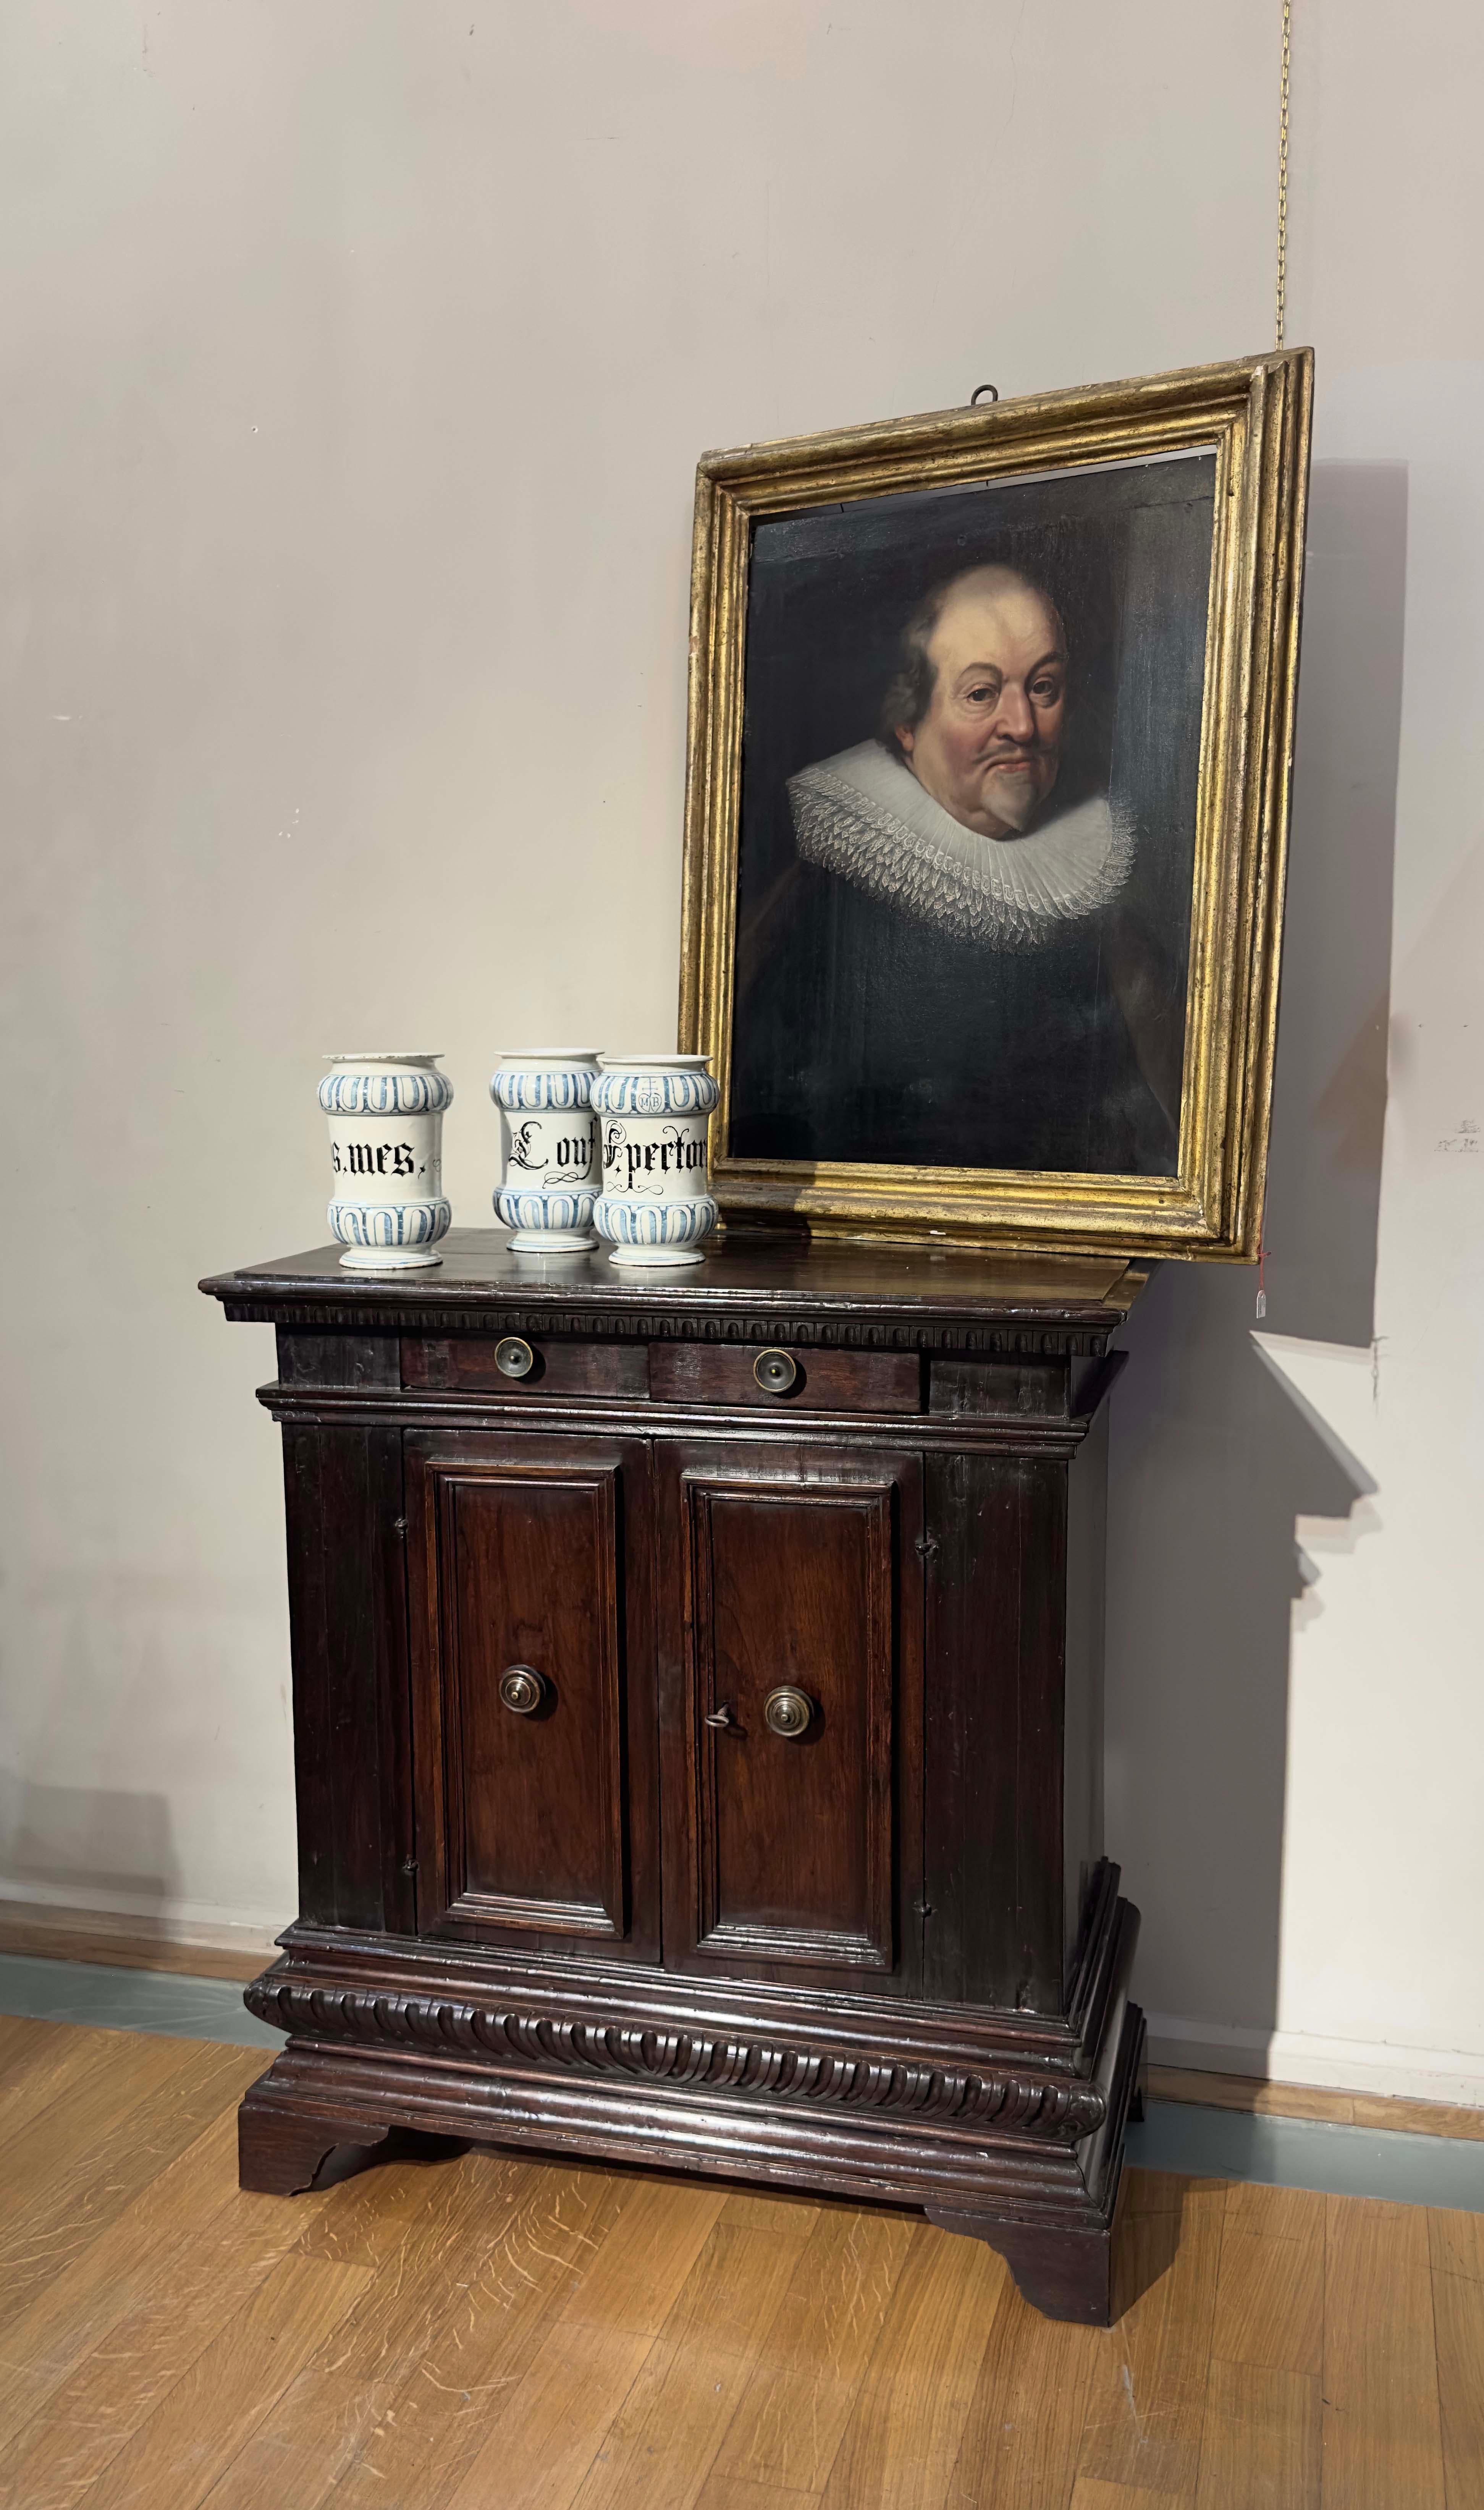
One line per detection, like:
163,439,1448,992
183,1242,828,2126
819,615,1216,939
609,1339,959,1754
658,1442,923,1986
407,1434,658,1958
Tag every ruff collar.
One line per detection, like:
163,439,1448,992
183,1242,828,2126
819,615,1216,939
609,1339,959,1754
787,741,1135,950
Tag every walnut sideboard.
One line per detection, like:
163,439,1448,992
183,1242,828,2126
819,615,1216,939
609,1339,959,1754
202,1228,1146,2326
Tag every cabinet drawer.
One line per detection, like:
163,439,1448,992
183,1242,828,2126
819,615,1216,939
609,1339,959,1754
648,1343,921,1413
403,1337,648,1397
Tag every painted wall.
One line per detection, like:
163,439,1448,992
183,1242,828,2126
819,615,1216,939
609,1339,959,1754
0,1,1478,2086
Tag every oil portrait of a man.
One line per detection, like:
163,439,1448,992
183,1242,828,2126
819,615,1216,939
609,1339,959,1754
727,452,1217,1179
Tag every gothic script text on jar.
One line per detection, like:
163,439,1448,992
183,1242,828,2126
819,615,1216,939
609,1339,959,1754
603,1121,710,1196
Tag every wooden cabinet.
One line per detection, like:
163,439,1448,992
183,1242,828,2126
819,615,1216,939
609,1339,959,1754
204,1232,1146,2328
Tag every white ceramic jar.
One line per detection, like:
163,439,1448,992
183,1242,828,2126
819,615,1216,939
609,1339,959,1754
592,1053,719,1267
491,1049,601,1252
320,1054,453,1270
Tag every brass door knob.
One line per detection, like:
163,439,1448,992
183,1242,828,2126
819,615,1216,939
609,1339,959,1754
495,1336,535,1379
499,1664,547,1715
753,1348,798,1394
763,1685,815,1738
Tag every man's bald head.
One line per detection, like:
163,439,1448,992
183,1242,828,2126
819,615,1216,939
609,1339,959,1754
880,564,1068,840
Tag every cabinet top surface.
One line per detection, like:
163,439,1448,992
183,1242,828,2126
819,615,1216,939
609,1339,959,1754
201,1228,1144,1331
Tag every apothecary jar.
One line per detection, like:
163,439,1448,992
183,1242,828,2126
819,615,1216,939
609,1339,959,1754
490,1050,601,1253
592,1052,718,1267
319,1054,453,1270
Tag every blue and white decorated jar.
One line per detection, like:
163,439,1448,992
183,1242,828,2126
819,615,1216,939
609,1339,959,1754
592,1053,719,1269
491,1049,601,1253
319,1054,453,1271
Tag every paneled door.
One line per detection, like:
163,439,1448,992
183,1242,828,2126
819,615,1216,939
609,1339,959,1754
407,1433,658,1959
657,1442,923,1987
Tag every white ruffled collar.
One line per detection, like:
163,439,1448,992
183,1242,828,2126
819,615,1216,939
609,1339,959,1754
787,740,1135,950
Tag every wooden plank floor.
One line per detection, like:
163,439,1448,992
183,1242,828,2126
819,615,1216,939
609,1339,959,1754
0,2015,1476,2509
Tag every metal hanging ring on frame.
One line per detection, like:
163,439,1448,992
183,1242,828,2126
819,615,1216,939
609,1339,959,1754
970,384,999,406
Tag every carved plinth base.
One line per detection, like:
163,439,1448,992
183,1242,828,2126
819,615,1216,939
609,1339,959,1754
236,1882,1142,2324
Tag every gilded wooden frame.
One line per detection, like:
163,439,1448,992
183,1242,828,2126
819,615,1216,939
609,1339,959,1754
677,349,1312,1261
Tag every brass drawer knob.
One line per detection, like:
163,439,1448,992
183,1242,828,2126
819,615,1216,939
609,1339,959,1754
494,1336,535,1379
753,1348,798,1395
499,1664,547,1715
763,1685,815,1738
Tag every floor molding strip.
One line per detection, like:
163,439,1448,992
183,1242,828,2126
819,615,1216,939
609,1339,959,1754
0,1952,282,2049
1131,2099,1484,2214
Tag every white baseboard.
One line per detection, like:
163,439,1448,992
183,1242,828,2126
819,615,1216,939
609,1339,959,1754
0,1875,284,1953
1146,2012,1484,2110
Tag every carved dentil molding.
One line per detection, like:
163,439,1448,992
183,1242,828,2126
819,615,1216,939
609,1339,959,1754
227,1300,1113,1357
246,1978,1108,2142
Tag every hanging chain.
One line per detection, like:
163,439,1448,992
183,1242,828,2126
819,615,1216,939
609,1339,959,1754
1275,0,1292,349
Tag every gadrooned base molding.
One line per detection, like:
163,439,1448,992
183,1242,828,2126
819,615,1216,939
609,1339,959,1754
239,1869,1143,2328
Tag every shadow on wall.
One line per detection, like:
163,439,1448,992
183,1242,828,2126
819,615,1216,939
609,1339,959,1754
1104,460,1406,2067
0,1771,180,1912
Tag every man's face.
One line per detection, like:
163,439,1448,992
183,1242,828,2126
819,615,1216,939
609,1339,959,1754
896,571,1067,838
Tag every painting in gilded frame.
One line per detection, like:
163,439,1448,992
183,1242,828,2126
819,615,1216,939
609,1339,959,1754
678,351,1312,1259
